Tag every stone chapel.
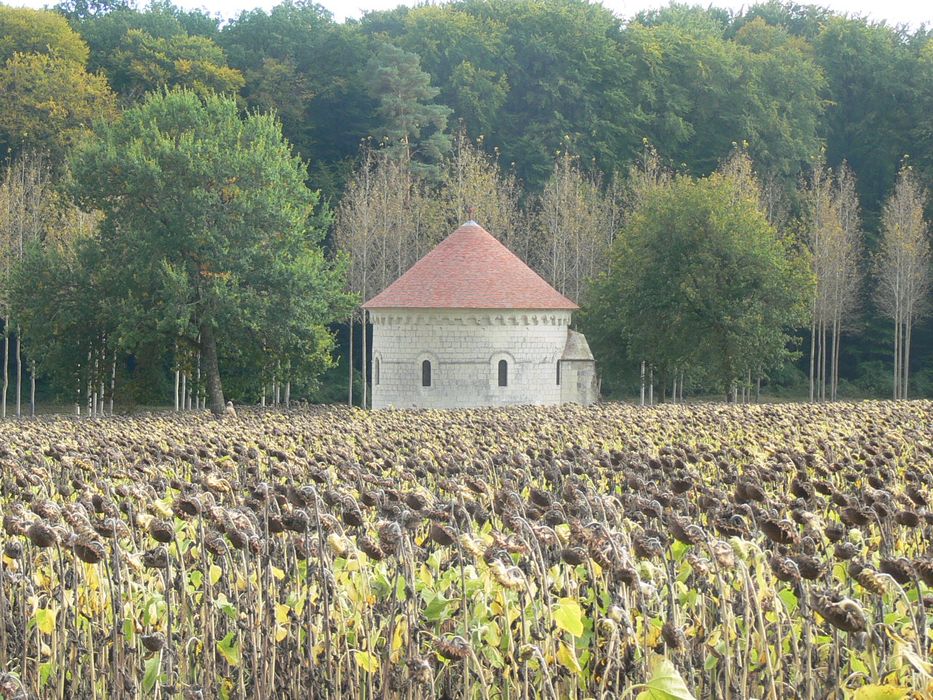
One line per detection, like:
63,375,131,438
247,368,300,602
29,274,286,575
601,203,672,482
363,221,597,409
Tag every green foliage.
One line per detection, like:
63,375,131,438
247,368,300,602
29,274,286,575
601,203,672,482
815,18,931,219
636,654,697,700
218,4,375,195
10,236,115,402
108,29,244,103
365,42,451,180
0,51,116,162
452,0,638,187
53,0,132,23
584,169,812,394
0,6,90,65
66,89,353,407
391,5,509,135
624,16,823,182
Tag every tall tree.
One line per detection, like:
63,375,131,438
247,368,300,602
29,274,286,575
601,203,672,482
0,153,99,416
53,0,131,23
0,6,90,65
875,164,930,399
814,17,929,220
107,28,243,103
220,4,374,196
623,13,824,185
365,42,452,181
440,127,524,253
584,166,812,399
382,5,509,136
68,89,352,415
535,147,619,302
802,158,863,401
0,7,115,162
9,210,112,416
334,143,441,406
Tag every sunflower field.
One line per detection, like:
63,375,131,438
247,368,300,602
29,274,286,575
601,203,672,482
0,401,931,699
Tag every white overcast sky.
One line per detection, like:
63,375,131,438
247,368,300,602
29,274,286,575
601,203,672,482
7,0,932,27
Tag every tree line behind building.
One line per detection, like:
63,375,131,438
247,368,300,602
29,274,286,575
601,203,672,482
0,0,930,412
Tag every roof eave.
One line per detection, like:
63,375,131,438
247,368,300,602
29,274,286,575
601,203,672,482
362,303,579,311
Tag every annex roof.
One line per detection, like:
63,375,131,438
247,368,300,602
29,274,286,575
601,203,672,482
561,329,595,361
363,221,578,310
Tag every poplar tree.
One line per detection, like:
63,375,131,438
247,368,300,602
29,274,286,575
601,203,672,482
875,164,930,399
535,148,620,302
802,158,862,402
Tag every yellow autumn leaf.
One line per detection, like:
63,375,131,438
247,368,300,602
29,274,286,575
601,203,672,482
209,564,222,586
389,616,408,663
556,642,582,675
354,650,380,674
84,562,100,591
553,598,585,637
850,685,910,700
275,604,291,625
35,608,57,635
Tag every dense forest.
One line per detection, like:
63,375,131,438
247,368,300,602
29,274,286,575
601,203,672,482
0,0,931,411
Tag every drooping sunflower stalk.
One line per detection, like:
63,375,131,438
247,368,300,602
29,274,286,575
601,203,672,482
0,400,930,699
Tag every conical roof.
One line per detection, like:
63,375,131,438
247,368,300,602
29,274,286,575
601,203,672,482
363,221,578,310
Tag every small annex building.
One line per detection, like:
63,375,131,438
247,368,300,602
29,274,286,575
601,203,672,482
363,221,597,409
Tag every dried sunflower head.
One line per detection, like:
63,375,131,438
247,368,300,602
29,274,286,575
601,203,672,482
812,590,867,633
661,619,686,651
435,636,470,661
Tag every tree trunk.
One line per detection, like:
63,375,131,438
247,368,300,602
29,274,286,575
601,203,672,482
2,323,8,419
831,313,841,401
348,314,354,407
648,365,654,405
30,360,36,417
181,371,187,411
195,343,202,410
362,309,368,409
640,361,645,406
808,316,816,403
15,332,21,418
893,309,900,399
87,350,93,417
110,351,116,416
817,321,825,402
285,381,291,409
903,312,912,400
200,322,225,416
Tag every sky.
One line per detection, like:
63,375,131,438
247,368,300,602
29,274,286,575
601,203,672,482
8,0,932,27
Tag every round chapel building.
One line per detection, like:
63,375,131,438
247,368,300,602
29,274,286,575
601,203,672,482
363,221,597,410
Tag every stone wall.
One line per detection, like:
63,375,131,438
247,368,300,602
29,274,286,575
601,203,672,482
560,359,598,406
370,309,572,409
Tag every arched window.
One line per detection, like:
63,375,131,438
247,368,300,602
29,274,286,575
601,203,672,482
556,360,561,385
374,357,380,386
498,359,508,387
421,359,432,387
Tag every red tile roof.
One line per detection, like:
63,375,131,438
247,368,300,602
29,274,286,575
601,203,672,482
363,221,578,310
